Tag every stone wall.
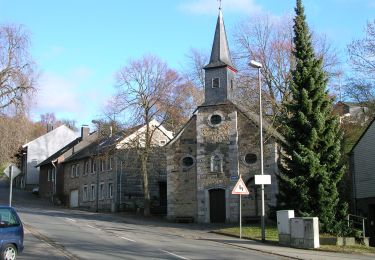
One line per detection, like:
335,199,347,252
167,103,279,223
167,118,198,220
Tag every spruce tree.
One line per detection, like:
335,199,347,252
277,0,345,232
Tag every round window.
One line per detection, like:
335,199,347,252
182,156,194,167
210,114,222,125
244,153,257,164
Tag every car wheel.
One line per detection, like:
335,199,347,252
1,244,17,260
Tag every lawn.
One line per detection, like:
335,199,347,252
215,225,278,242
215,225,375,254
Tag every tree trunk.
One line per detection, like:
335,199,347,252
141,151,150,217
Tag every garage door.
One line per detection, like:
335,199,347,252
70,189,79,208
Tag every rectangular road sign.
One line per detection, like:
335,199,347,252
255,175,271,185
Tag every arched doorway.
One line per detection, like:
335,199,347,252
209,189,226,223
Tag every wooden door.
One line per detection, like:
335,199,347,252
209,189,226,223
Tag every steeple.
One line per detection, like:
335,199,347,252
203,8,237,105
204,10,236,70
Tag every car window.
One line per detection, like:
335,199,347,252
0,208,20,228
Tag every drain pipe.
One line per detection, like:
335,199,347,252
51,159,58,203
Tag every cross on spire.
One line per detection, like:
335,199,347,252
218,0,222,10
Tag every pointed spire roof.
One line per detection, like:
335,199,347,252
204,9,236,70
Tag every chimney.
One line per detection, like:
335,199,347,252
81,125,90,140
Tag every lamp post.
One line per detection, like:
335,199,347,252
249,60,266,242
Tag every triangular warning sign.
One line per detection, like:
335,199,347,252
232,177,249,195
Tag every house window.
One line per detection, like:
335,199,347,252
108,183,113,199
90,184,96,201
100,159,105,172
75,164,80,177
71,165,75,178
99,183,104,200
160,140,166,146
48,169,51,181
91,159,97,174
108,157,113,170
84,160,89,175
212,77,220,88
83,185,88,201
211,154,223,172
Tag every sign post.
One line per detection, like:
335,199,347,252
255,174,271,241
232,175,249,239
3,164,21,207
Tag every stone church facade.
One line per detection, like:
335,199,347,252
167,10,280,223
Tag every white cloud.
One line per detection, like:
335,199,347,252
35,72,81,114
179,0,262,15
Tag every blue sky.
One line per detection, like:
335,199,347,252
1,0,374,127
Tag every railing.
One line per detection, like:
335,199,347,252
347,214,367,239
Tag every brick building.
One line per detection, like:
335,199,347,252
167,9,280,223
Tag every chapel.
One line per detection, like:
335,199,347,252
167,8,279,223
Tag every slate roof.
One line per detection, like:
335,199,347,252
204,10,236,70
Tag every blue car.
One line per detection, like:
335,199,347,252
0,206,23,260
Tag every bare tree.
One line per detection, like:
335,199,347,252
233,14,341,121
111,55,181,216
346,19,375,115
0,24,37,113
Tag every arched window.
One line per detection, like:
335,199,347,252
211,154,223,172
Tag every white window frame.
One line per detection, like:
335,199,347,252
108,156,113,170
91,159,96,174
75,164,80,177
100,159,105,172
108,183,113,199
90,184,96,201
71,165,75,178
83,185,88,201
84,160,89,175
99,182,105,200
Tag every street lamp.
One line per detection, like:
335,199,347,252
249,60,266,242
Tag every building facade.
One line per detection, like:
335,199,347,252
17,125,77,190
61,121,173,213
350,118,375,245
167,9,279,223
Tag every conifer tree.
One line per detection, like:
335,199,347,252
277,0,345,232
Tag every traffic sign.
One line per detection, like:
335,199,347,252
255,174,271,185
3,164,21,179
232,177,249,195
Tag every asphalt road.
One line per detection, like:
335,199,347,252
1,177,284,259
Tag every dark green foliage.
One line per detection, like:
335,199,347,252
277,0,345,233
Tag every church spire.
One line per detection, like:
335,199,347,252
204,8,236,70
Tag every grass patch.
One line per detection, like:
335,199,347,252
216,225,375,255
216,224,278,242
